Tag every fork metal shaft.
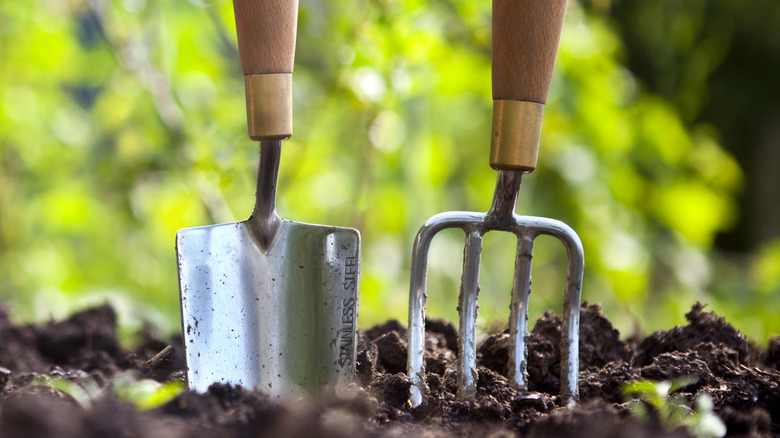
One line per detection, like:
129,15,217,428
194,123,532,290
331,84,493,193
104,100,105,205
486,171,522,228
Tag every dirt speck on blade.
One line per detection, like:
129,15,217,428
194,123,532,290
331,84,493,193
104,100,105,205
0,302,779,437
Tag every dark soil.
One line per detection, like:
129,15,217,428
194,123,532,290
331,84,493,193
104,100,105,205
0,302,778,437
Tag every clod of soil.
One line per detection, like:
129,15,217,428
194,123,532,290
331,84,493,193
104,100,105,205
0,301,778,437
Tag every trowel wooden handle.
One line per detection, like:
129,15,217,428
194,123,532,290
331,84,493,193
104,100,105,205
490,0,567,172
234,0,297,75
233,0,299,141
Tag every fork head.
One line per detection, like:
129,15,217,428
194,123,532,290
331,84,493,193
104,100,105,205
406,172,584,407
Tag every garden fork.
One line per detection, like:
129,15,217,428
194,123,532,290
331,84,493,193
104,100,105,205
407,0,583,407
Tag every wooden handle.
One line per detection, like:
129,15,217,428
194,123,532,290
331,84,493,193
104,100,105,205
233,0,298,75
233,0,298,140
489,0,567,172
492,0,566,103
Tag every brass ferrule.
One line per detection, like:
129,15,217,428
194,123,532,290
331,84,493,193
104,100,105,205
489,100,545,172
244,73,292,141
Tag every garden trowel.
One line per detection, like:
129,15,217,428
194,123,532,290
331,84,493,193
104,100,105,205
176,0,360,398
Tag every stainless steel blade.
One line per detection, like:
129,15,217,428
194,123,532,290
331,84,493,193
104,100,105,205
177,218,360,398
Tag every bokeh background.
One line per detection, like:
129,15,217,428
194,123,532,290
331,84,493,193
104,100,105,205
1,0,779,345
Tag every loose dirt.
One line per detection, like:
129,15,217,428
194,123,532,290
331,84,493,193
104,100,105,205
0,302,777,437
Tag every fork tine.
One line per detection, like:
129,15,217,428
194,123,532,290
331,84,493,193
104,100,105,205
456,230,483,401
407,212,483,407
508,235,534,390
531,219,584,405
407,224,435,408
558,227,583,405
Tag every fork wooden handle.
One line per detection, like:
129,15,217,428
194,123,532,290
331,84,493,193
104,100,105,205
490,0,567,172
233,0,299,141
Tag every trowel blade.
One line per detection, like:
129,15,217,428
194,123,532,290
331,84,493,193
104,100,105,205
176,218,360,398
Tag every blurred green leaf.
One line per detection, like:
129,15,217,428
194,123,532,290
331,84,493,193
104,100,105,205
112,372,185,411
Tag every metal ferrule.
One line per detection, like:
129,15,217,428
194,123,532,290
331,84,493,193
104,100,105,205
244,73,293,141
490,100,544,172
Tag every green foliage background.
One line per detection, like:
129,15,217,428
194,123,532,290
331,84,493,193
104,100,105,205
1,0,779,343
